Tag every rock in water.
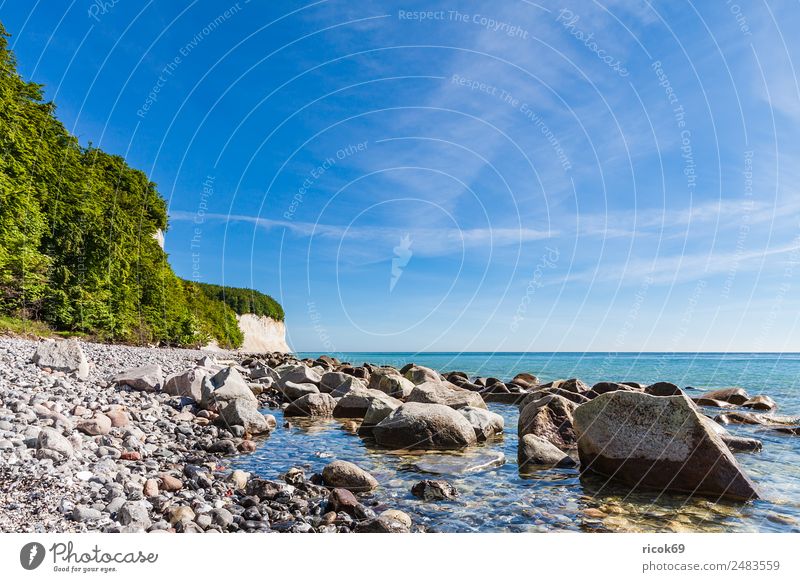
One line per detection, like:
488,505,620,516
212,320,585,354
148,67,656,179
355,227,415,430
372,402,477,450
283,393,336,417
321,460,379,492
114,364,164,392
742,395,777,411
517,394,577,450
412,450,505,474
411,479,458,501
406,381,487,410
458,406,504,441
333,389,401,419
31,338,90,379
368,370,416,399
699,387,750,405
573,392,759,501
518,434,577,469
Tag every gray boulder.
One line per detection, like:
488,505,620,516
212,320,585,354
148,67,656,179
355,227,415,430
368,370,415,399
699,387,750,405
573,391,759,501
114,364,163,392
201,366,257,408
458,406,504,441
518,394,577,450
164,368,209,402
334,388,401,419
36,427,74,461
219,400,271,434
284,393,336,417
373,402,478,450
518,434,576,469
403,364,442,385
278,364,321,387
407,380,487,410
280,381,319,401
322,460,378,492
31,338,89,379
358,396,403,436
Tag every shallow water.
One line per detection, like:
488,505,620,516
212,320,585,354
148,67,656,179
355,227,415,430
233,352,800,532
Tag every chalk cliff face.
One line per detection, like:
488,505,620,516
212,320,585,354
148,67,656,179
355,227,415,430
235,314,291,353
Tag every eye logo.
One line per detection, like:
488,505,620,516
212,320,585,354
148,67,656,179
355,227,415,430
20,542,46,570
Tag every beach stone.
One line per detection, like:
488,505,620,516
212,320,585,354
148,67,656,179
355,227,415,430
238,440,257,453
210,508,234,528
105,409,130,428
31,338,89,379
278,365,321,387
329,375,368,398
407,381,487,410
77,413,112,436
511,373,539,389
645,382,683,397
588,381,637,398
203,366,258,408
319,371,353,393
412,450,505,474
114,364,163,392
219,399,271,434
143,478,159,497
403,364,442,385
72,506,102,522
518,434,577,469
168,505,196,525
742,395,777,411
358,397,402,435
118,501,151,530
36,427,73,460
693,397,736,408
284,393,336,417
322,460,379,492
518,394,577,450
555,378,590,394
368,370,416,399
458,406,504,441
715,412,799,426
334,388,401,419
573,391,759,501
229,470,249,490
327,488,361,516
373,402,478,450
356,510,412,533
164,368,209,402
699,387,750,405
280,381,319,401
411,479,458,501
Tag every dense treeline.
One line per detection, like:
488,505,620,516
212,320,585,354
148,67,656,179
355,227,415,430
196,283,284,321
0,23,281,348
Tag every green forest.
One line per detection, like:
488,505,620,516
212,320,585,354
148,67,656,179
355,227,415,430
0,23,282,349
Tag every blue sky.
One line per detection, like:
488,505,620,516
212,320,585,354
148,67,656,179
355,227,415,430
2,0,799,352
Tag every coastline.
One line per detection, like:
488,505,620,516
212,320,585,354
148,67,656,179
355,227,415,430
0,336,797,533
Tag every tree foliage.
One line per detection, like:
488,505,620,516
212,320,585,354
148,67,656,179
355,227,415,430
0,23,281,348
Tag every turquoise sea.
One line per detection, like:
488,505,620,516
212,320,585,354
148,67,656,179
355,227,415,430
235,352,800,532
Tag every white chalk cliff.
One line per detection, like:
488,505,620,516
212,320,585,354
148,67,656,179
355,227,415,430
235,314,291,353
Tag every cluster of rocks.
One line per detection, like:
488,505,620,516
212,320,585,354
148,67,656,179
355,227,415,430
512,377,797,501
3,335,796,533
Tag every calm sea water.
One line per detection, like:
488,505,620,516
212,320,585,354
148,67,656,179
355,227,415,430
234,352,800,532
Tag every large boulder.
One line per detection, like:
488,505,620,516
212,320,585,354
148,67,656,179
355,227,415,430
458,406,504,441
510,372,539,389
280,381,319,401
330,376,368,398
219,400,270,434
321,460,378,492
586,381,637,399
202,367,257,408
742,395,777,411
368,370,415,399
406,381,487,410
278,365,321,387
358,397,403,436
31,338,89,379
699,387,750,405
114,364,163,392
372,402,477,450
645,382,683,397
573,391,759,501
518,434,577,469
333,388,400,419
518,394,577,450
319,371,352,393
283,393,336,417
164,368,209,402
402,364,442,385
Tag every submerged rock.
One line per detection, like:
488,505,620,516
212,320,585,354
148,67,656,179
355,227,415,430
573,392,759,501
411,479,459,501
518,434,577,469
412,450,505,474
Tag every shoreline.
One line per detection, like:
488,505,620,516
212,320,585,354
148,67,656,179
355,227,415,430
0,336,797,533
